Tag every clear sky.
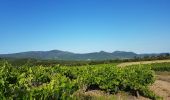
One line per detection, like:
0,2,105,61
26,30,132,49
0,0,170,54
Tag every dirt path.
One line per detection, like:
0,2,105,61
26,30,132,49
150,80,170,100
117,60,170,67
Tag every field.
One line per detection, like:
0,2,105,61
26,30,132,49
0,60,170,100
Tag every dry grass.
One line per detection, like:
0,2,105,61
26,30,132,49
73,89,116,100
117,60,170,67
73,89,150,100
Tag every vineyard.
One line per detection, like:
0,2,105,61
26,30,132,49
0,59,164,100
147,63,170,72
120,62,170,100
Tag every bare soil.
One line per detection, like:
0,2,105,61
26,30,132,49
150,72,170,100
150,80,170,100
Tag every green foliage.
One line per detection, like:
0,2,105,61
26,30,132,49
78,65,156,97
0,61,157,99
149,62,170,71
139,87,162,100
0,62,78,100
130,62,170,72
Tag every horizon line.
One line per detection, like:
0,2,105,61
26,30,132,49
0,49,169,55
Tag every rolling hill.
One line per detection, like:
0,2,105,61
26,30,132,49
0,50,168,60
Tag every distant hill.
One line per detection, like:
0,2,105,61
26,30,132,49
0,50,168,60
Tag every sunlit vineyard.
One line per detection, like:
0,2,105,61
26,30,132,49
0,60,163,100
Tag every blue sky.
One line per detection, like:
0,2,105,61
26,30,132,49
0,0,170,54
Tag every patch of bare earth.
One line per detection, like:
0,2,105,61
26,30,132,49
149,72,170,100
150,80,170,100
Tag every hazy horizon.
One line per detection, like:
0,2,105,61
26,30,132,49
1,0,170,54
0,49,169,55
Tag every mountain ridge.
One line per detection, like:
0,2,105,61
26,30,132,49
0,50,169,60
